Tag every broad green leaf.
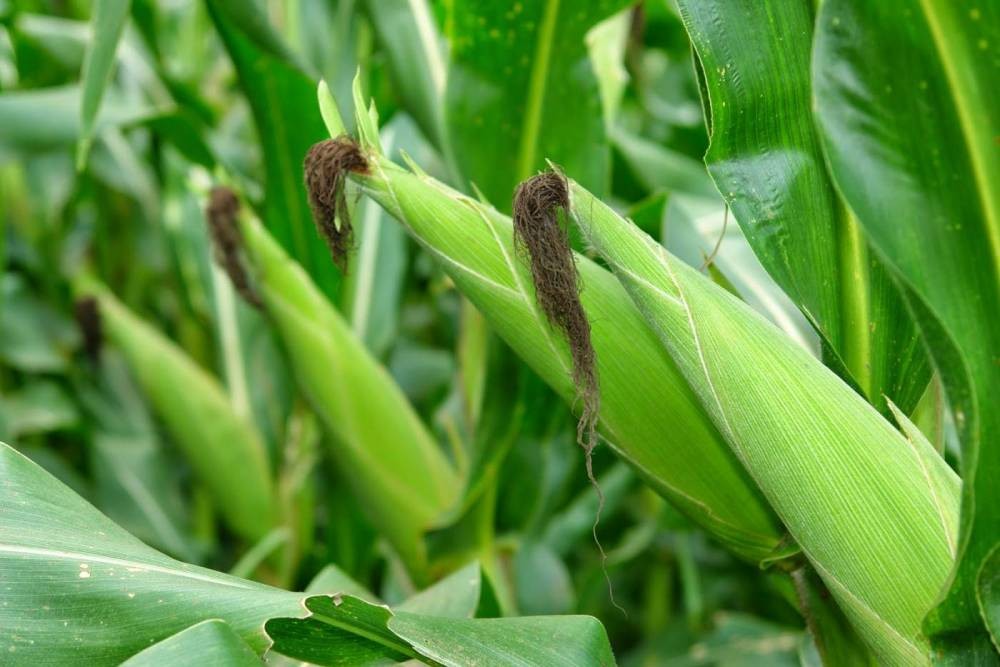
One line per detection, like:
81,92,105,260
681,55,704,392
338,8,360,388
978,546,1000,649
568,178,960,665
120,620,261,666
238,210,458,579
445,0,631,207
812,1,1000,657
0,273,76,373
586,9,630,129
82,282,276,541
676,0,929,415
387,613,616,667
266,595,415,665
305,563,381,601
397,562,484,619
364,0,448,152
513,541,575,615
204,0,339,298
686,613,801,667
340,120,783,562
266,564,481,665
77,0,130,169
0,380,77,439
0,441,302,664
91,432,198,563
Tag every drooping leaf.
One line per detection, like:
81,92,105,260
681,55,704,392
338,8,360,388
445,0,632,207
119,620,262,666
675,0,930,415
812,1,1000,657
0,441,302,664
387,613,616,667
77,0,131,168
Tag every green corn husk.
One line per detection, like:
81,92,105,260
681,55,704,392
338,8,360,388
326,85,784,563
237,210,459,579
566,179,960,665
84,283,276,541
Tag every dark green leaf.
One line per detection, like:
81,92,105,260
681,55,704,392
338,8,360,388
813,0,1000,655
0,441,302,664
78,0,131,168
364,0,447,151
120,620,262,666
676,0,930,414
388,612,616,667
445,0,631,207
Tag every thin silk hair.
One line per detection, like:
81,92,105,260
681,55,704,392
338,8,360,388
512,171,623,615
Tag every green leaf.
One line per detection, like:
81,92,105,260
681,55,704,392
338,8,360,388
1,380,78,439
676,0,930,415
812,0,1000,656
397,562,484,619
978,546,1000,650
204,0,339,298
120,620,262,666
266,595,416,665
0,441,302,664
445,0,631,207
77,0,131,169
0,273,76,373
364,0,447,152
266,563,483,666
568,178,960,665
387,613,616,667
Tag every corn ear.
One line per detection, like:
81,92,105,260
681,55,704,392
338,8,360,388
83,282,276,541
566,179,960,665
237,210,459,579
330,115,784,561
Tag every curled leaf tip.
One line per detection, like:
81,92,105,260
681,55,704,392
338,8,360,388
205,186,262,308
304,137,370,274
74,296,103,363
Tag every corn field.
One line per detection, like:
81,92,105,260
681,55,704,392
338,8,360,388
0,0,997,665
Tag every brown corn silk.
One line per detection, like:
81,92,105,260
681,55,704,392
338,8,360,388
205,186,262,308
303,137,370,273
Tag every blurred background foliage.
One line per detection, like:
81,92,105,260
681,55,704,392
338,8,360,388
0,0,858,662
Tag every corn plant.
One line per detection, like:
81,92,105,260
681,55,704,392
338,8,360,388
0,0,996,665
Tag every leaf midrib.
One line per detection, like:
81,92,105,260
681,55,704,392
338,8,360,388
0,544,263,590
